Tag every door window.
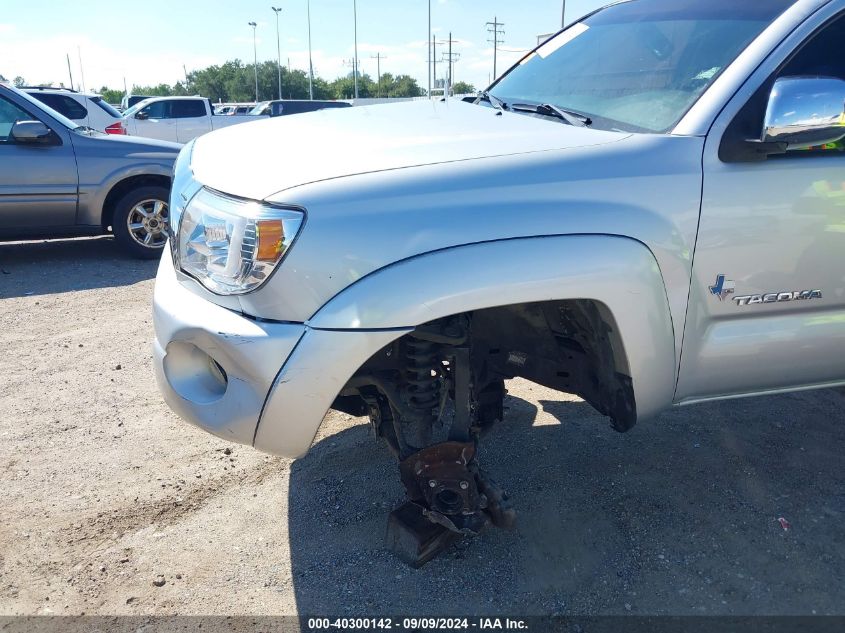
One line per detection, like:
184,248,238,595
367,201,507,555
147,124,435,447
0,96,33,143
139,101,172,119
30,93,88,120
171,100,206,118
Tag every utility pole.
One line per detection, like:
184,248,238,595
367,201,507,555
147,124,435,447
343,59,360,97
427,0,431,98
371,52,387,97
561,0,566,28
248,21,259,102
66,54,75,91
272,6,283,100
432,34,447,96
486,16,505,80
441,33,459,97
183,64,189,91
353,0,359,99
306,0,314,100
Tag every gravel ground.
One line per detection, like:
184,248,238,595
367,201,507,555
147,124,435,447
1,237,844,619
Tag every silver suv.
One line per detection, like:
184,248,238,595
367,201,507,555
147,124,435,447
0,83,180,258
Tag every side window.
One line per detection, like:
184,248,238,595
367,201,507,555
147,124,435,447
171,100,206,119
32,93,87,120
140,101,171,119
0,97,33,143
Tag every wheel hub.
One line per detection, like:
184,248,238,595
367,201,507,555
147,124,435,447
127,199,169,248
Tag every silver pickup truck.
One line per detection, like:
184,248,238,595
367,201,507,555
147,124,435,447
154,0,845,564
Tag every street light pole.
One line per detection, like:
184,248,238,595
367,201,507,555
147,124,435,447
307,0,314,100
272,6,283,100
427,0,431,98
353,0,359,99
248,21,259,102
561,0,566,28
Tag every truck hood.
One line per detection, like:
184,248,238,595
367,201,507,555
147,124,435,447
190,100,630,201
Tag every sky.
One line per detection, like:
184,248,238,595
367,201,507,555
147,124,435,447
0,0,606,94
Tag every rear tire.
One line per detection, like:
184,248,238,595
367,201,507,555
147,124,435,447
112,185,170,259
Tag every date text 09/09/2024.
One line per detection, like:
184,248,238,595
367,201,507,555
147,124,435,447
306,617,529,630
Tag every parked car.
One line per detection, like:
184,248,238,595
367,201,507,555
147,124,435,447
122,96,257,143
154,0,845,565
0,83,180,258
248,99,352,116
23,87,126,135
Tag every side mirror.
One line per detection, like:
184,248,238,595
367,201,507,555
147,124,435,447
269,102,284,117
763,76,845,150
135,111,149,120
11,121,55,145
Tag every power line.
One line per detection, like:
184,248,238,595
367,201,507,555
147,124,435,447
486,16,505,81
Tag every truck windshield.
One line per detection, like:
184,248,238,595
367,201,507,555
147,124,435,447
249,102,270,115
122,99,156,118
489,0,795,133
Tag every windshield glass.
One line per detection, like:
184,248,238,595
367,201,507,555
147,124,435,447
490,0,794,133
249,102,270,115
122,98,157,118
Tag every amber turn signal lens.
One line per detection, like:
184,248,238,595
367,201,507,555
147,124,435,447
256,220,285,261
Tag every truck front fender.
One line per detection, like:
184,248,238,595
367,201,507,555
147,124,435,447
309,235,677,421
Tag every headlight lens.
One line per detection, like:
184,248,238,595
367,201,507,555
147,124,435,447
176,187,304,295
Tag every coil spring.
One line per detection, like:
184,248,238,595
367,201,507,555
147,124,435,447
404,338,440,412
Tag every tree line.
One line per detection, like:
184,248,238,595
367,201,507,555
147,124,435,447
4,61,476,103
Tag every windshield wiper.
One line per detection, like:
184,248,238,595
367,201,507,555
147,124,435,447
511,102,592,127
476,90,508,111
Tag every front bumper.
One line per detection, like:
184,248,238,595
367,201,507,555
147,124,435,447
153,255,304,447
153,254,408,457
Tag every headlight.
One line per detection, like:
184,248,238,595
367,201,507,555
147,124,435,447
176,187,305,295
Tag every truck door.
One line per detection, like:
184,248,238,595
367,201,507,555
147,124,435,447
677,10,845,403
174,99,212,143
0,93,78,230
133,100,176,141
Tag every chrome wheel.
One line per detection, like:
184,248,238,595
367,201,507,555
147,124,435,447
127,199,169,249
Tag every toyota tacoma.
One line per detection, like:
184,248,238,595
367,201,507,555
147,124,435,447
153,0,845,564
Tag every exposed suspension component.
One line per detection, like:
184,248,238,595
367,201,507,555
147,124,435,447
403,338,441,415
341,314,513,566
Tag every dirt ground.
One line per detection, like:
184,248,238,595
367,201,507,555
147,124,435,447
1,237,844,620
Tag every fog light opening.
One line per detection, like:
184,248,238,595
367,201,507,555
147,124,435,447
163,342,229,404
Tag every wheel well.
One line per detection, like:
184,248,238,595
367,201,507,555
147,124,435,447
101,175,171,231
338,299,637,433
469,299,635,430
